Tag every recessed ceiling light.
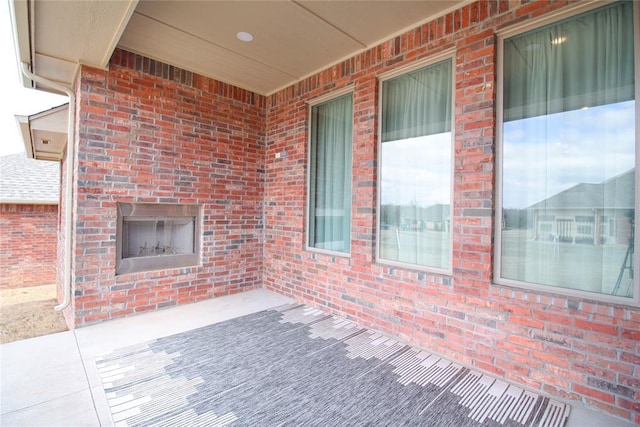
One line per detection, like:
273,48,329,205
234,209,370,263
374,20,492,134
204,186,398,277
237,32,253,42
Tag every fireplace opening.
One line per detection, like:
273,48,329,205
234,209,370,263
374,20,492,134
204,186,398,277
116,203,201,275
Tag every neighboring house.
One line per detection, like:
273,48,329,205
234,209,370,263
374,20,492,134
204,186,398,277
0,153,60,288
381,204,451,232
528,169,635,245
7,1,640,423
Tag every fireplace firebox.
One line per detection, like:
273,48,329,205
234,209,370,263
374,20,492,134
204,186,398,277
116,203,201,275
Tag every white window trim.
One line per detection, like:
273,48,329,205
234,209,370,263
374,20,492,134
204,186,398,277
375,51,455,275
305,87,354,258
494,1,640,306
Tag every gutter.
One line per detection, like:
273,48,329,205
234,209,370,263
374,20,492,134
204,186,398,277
19,62,75,313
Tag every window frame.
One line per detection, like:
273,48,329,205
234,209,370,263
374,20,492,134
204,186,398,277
305,87,355,257
494,0,640,306
375,51,456,275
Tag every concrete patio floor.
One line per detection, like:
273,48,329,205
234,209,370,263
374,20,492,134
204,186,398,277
0,289,635,427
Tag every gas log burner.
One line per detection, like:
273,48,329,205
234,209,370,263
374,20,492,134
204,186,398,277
116,203,201,275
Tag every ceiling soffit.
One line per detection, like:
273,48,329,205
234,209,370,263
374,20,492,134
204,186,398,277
12,0,137,92
118,0,464,95
14,0,466,96
16,104,69,161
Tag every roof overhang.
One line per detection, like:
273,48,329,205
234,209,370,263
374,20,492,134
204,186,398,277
9,0,467,97
16,104,69,161
9,0,138,95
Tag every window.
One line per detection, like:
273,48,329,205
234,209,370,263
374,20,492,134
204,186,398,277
497,1,637,302
377,57,453,271
307,92,353,254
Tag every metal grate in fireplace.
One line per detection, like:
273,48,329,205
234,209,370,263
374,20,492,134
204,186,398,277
116,203,201,275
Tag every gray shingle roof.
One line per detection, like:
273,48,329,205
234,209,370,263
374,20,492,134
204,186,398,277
528,169,634,210
0,154,60,204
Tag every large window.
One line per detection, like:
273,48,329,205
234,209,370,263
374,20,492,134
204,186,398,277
497,1,637,302
307,92,353,254
377,57,453,271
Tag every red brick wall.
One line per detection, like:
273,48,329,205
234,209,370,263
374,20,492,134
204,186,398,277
263,1,640,423
72,50,266,325
0,204,58,288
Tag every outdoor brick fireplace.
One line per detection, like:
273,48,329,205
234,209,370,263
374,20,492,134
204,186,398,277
116,203,201,275
72,53,265,327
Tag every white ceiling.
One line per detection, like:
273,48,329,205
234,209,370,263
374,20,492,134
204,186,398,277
13,0,465,96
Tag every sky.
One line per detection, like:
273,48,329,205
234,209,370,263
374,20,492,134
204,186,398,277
381,132,451,207
502,100,635,209
0,1,67,157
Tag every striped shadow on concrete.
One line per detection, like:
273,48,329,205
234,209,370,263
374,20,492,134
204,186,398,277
95,304,570,427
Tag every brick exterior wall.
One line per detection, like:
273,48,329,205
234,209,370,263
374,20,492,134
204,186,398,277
262,1,640,423
0,204,58,288
71,50,266,325
67,1,640,422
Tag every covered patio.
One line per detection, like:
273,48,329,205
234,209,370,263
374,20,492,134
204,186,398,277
1,289,635,426
5,0,639,424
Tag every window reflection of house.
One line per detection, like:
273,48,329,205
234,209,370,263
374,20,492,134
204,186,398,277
528,169,634,245
381,203,450,232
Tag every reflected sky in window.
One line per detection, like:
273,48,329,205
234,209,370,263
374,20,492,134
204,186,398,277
502,100,635,209
380,132,451,207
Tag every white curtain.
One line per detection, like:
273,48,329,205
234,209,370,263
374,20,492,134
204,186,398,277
504,1,634,122
309,94,353,252
382,60,452,141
